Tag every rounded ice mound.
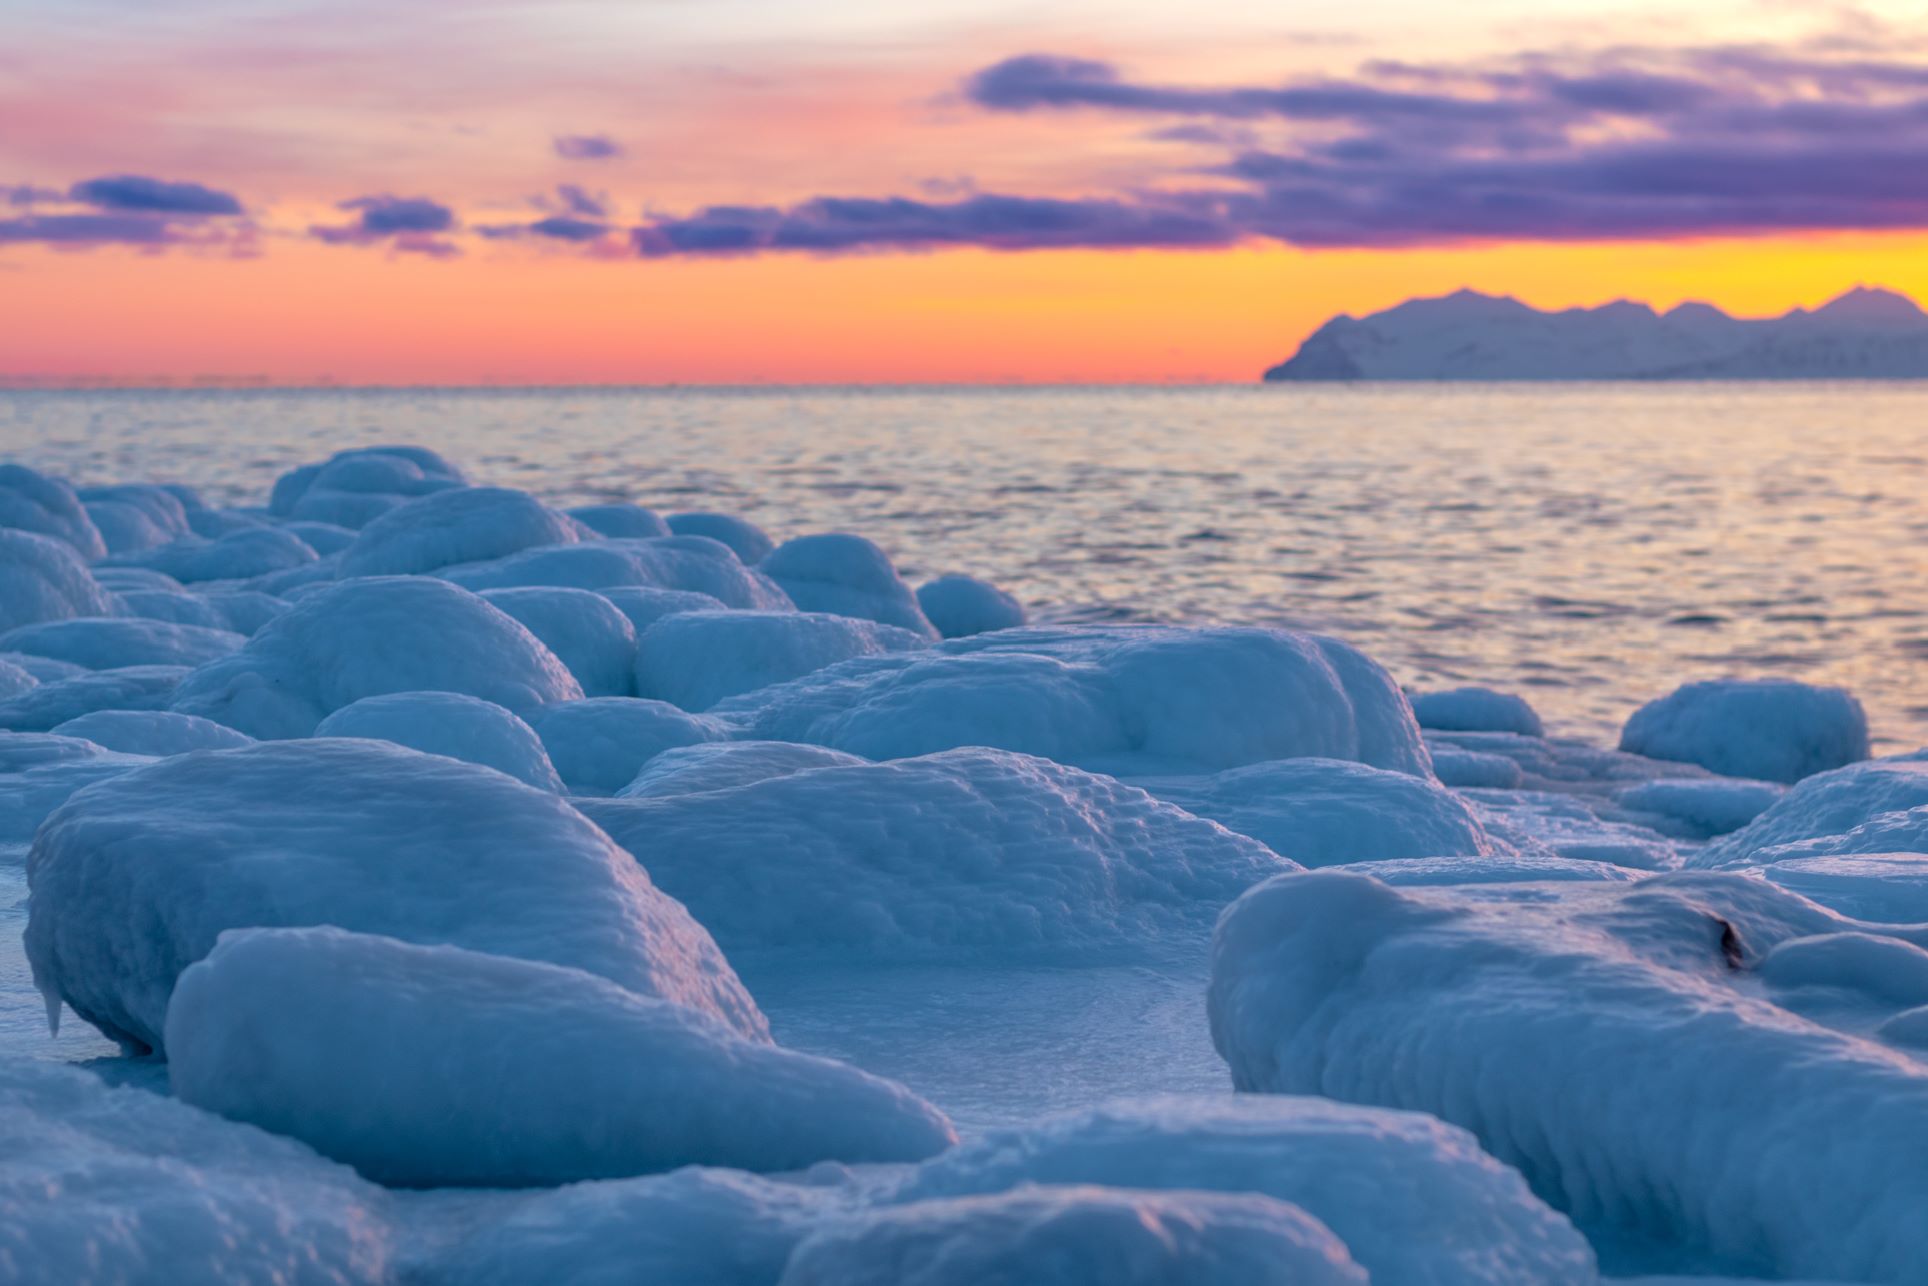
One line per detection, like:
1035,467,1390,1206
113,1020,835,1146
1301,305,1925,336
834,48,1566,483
1695,757,1928,868
781,1186,1367,1286
580,747,1290,959
0,733,150,846
635,610,929,711
570,502,672,540
51,710,254,756
169,576,583,739
0,1057,391,1286
619,740,867,798
0,617,245,671
26,738,764,1052
1411,686,1545,738
667,511,775,562
0,463,105,558
168,927,955,1187
340,486,586,577
91,565,183,594
915,574,1026,639
0,665,189,732
279,520,357,556
718,625,1430,777
760,533,936,637
0,656,36,699
1616,777,1783,838
80,483,195,554
1136,758,1507,867
599,585,727,633
900,1095,1596,1286
1207,869,1928,1282
1762,855,1928,923
0,528,115,634
1620,678,1869,784
441,536,794,610
201,588,288,635
530,697,728,795
315,691,563,791
270,445,466,528
480,587,639,698
114,588,230,630
106,525,319,583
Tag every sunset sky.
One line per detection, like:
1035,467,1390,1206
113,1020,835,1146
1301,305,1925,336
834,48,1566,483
6,0,1928,384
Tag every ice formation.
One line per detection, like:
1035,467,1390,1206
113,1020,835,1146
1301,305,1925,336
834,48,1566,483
0,665,190,732
340,486,587,577
619,739,868,798
479,586,641,698
667,510,776,562
0,464,106,558
914,573,1026,638
168,927,954,1186
0,528,114,633
104,525,320,584
1620,677,1870,783
26,738,765,1052
634,609,929,710
530,696,728,794
1411,686,1545,737
569,502,673,539
0,616,245,670
50,709,255,756
313,691,563,790
760,532,937,636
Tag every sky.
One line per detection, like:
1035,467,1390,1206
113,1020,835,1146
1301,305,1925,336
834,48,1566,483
5,0,1928,384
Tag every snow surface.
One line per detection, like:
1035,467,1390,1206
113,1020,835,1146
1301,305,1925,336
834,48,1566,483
0,616,245,671
1620,678,1870,784
668,510,776,562
26,738,765,1052
530,696,728,794
313,691,563,791
0,464,105,558
619,739,868,798
104,525,319,583
168,927,954,1186
0,665,189,732
479,586,640,698
50,710,254,756
569,502,673,539
1412,686,1545,737
914,573,1026,639
0,529,114,634
635,609,929,710
439,536,794,610
1695,756,1928,867
760,533,937,637
340,486,586,577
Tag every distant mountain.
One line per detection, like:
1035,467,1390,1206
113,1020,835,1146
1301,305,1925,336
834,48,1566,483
1262,286,1928,381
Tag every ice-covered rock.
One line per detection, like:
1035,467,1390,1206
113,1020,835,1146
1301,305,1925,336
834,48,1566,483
915,574,1026,639
199,589,288,635
0,464,105,558
581,748,1289,959
112,588,231,630
635,610,928,711
80,483,195,554
1412,686,1545,738
899,1095,1597,1286
26,738,765,1053
314,691,563,791
667,511,775,563
1695,757,1928,867
0,653,83,684
1760,855,1928,924
90,566,183,595
1616,778,1784,839
530,697,728,795
168,927,954,1186
0,733,149,847
598,585,728,633
716,625,1431,777
782,1186,1368,1286
760,533,936,637
279,520,357,556
169,576,582,739
1208,868,1928,1281
0,617,245,671
269,445,466,528
0,529,115,635
0,1056,392,1286
105,526,319,584
479,587,639,698
1136,758,1507,867
441,537,793,610
1428,745,1527,789
1620,679,1869,784
0,666,189,732
0,657,35,700
50,710,254,756
340,486,586,577
619,740,868,799
570,502,672,540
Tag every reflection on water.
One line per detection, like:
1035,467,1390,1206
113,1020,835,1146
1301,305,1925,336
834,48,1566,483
4,382,1924,747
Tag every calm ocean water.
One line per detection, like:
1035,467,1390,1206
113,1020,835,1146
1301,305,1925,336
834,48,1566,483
5,383,1925,749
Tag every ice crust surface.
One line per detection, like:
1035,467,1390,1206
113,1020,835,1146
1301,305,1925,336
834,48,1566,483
3,446,1924,1286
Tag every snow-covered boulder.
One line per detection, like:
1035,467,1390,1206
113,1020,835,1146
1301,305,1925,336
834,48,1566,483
580,748,1289,959
0,733,149,847
0,656,36,699
0,666,189,732
105,526,319,584
1620,678,1869,784
760,533,936,637
0,529,114,634
340,486,586,578
0,1056,392,1286
635,610,928,711
26,738,765,1053
441,537,793,610
0,617,245,671
199,589,288,635
279,520,357,556
1616,777,1783,838
314,691,563,791
480,587,639,698
91,566,183,595
50,710,254,756
1136,758,1507,866
168,927,954,1186
168,576,582,739
598,586,728,633
80,484,195,555
530,697,727,795
667,511,775,562
1694,756,1928,867
1411,686,1544,738
899,1095,1597,1286
717,625,1431,777
782,1186,1367,1286
570,502,672,540
113,589,230,630
619,740,867,799
1761,855,1928,925
1208,868,1928,1281
269,445,466,528
914,574,1025,639
0,464,105,558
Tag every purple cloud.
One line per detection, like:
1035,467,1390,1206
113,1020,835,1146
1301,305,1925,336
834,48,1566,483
553,134,623,160
69,174,243,215
0,213,182,245
554,183,606,217
311,195,458,253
